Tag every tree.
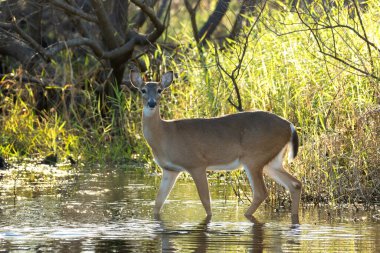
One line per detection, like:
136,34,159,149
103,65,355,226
0,0,170,95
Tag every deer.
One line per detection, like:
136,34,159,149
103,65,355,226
130,71,302,224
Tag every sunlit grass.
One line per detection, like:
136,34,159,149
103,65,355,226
0,1,379,205
162,1,379,205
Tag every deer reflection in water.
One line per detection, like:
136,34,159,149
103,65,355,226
153,215,296,253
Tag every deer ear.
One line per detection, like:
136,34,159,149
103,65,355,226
161,71,174,89
130,71,144,89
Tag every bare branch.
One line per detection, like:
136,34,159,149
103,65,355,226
0,32,37,67
130,0,166,43
0,73,45,85
184,0,201,43
320,24,380,54
232,1,266,79
10,17,49,61
214,1,267,112
46,37,104,58
157,0,171,20
263,23,380,54
318,50,380,81
352,0,374,71
229,0,256,40
198,0,231,41
49,0,97,22
214,42,243,112
25,1,43,45
103,38,137,59
295,7,380,81
90,0,123,49
0,22,12,29
131,0,157,29
45,35,139,61
130,0,164,32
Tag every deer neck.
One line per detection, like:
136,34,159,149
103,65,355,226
142,107,164,146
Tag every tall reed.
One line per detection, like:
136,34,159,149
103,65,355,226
0,0,378,205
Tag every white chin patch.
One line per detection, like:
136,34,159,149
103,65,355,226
143,106,156,117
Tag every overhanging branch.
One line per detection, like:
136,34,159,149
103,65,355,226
49,0,97,22
130,0,164,31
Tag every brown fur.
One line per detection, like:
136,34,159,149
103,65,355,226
131,71,302,224
144,111,291,170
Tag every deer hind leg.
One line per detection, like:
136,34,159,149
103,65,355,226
154,169,181,215
188,168,212,216
264,152,302,224
244,165,268,217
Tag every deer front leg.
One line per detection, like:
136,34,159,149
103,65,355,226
189,168,212,216
154,169,181,215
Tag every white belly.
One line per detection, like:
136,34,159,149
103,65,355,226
154,157,184,172
206,159,242,171
154,157,242,172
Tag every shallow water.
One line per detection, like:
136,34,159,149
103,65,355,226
0,169,379,252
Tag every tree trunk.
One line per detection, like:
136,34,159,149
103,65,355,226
229,0,257,39
0,34,39,70
198,0,231,41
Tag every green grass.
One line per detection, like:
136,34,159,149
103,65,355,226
0,0,379,205
162,1,380,205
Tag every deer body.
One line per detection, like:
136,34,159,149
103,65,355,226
131,71,302,224
144,112,291,172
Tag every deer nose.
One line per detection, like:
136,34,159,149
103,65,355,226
147,99,156,108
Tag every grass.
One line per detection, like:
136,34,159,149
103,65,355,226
0,0,379,206
160,1,380,205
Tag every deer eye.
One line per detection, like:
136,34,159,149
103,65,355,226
141,88,147,94
157,88,162,94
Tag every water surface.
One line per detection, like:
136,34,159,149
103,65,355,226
0,168,378,252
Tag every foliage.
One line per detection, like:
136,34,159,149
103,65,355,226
0,0,379,205
157,0,380,205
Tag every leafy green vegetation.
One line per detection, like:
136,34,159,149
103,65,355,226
0,1,379,205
